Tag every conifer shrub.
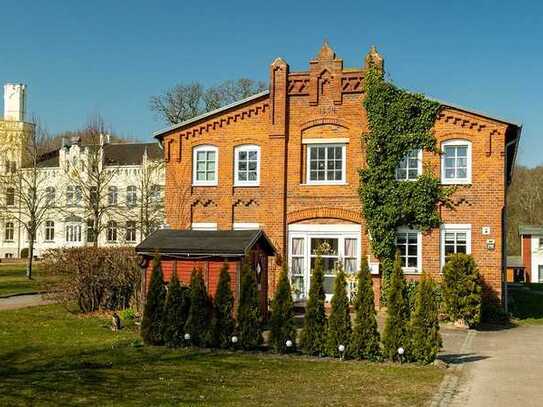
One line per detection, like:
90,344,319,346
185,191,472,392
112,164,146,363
349,257,381,360
208,262,235,349
236,259,263,350
269,265,297,353
161,270,191,347
382,251,410,361
325,262,352,357
442,253,482,327
409,273,442,364
141,254,166,345
184,268,211,347
299,250,327,356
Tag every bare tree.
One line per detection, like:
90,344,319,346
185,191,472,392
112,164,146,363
150,78,267,125
62,116,118,247
0,118,54,279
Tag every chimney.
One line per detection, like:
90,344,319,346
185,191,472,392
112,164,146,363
3,83,26,121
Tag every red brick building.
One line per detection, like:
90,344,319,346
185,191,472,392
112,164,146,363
154,42,521,306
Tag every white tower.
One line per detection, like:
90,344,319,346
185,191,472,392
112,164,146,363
3,83,26,122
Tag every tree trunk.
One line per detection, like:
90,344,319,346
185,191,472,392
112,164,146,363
26,239,34,280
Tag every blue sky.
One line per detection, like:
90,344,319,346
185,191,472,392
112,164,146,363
0,0,541,166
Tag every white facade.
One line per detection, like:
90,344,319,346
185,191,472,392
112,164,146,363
525,234,543,283
3,83,26,122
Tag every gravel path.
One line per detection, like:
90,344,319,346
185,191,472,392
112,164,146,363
0,293,53,310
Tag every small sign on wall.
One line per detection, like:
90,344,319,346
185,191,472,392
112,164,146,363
482,226,491,235
486,239,496,251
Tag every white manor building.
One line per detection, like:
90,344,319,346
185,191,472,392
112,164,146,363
0,83,165,259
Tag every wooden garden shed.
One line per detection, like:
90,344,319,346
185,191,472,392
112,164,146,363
135,229,276,316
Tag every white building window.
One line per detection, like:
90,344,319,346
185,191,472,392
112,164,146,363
288,224,361,301
441,224,471,268
5,187,14,206
45,187,55,205
396,149,422,181
191,222,217,231
125,221,137,242
126,186,137,207
44,221,55,242
307,144,346,184
107,221,118,242
441,139,472,184
108,186,118,205
4,221,14,241
65,224,82,242
234,145,260,186
193,145,218,186
66,186,81,207
396,228,422,273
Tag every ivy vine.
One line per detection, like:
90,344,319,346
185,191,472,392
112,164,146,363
359,67,452,291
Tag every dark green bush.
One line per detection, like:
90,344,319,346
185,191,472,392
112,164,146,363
349,257,381,360
299,252,327,356
442,254,482,327
236,260,262,350
409,273,442,364
325,263,351,357
141,255,166,345
269,265,297,353
184,268,211,347
20,248,29,258
161,271,191,347
208,262,235,349
382,252,410,361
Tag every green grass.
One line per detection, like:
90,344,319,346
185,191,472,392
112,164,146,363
510,287,543,324
0,263,47,297
0,305,444,406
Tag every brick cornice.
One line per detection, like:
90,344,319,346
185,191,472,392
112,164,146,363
287,207,362,224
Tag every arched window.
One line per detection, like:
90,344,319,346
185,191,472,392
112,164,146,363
441,139,472,184
125,221,137,242
234,145,260,186
108,186,118,205
126,186,137,207
107,220,118,242
193,145,218,186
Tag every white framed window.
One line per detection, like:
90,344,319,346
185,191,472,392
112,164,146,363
66,186,81,207
307,144,346,184
4,221,14,241
234,145,260,186
126,186,137,207
107,220,118,242
441,224,471,268
191,222,217,231
125,221,137,242
193,145,218,186
44,221,55,242
233,223,260,230
441,139,472,184
396,149,422,181
288,224,361,301
396,227,422,273
65,224,82,242
108,186,118,205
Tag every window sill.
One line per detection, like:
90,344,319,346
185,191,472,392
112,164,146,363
301,182,348,186
233,183,260,188
192,183,218,187
441,179,471,186
402,268,421,275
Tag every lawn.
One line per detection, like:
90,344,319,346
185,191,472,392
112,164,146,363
0,263,46,297
0,305,444,406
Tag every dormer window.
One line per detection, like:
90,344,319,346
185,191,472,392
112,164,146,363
193,145,218,186
396,150,422,181
441,140,472,185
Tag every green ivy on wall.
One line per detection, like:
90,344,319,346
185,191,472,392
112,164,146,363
359,66,453,295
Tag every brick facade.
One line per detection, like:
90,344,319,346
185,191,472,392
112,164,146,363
156,42,520,306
